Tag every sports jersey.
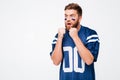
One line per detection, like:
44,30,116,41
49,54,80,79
50,25,100,80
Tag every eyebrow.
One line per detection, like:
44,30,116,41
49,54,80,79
65,14,75,16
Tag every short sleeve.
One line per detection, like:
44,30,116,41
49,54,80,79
85,30,100,62
50,34,58,56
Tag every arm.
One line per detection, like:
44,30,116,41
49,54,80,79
51,28,65,65
69,28,94,65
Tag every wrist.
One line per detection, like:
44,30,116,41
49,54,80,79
58,34,64,39
72,35,79,41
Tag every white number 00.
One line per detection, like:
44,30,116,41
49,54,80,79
63,46,85,73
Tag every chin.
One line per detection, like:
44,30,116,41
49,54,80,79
66,26,71,31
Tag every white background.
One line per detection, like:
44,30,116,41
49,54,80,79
0,0,120,80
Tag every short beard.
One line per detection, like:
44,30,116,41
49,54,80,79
72,20,79,28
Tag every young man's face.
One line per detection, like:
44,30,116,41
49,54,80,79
64,9,81,30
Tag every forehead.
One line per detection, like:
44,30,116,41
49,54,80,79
64,9,78,15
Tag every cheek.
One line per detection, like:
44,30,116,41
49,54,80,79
71,18,76,21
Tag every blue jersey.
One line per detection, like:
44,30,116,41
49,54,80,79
50,25,100,80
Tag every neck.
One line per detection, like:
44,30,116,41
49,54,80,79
76,24,81,31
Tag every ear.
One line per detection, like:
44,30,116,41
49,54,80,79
79,16,82,22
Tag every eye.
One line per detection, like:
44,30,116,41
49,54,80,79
71,17,75,21
65,17,67,20
70,14,76,21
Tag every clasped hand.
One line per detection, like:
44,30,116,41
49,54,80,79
58,27,78,39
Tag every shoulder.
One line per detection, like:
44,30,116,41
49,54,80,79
81,25,99,43
81,25,98,36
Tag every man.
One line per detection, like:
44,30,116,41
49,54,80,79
50,3,100,80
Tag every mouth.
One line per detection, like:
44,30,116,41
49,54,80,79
67,23,72,26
